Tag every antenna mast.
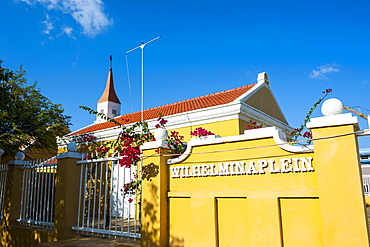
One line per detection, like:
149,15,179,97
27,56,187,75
126,36,161,122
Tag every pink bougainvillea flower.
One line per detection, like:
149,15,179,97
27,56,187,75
303,131,312,138
83,155,92,160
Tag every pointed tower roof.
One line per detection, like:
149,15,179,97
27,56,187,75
98,56,121,104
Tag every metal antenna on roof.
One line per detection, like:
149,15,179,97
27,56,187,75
126,36,161,122
109,55,112,69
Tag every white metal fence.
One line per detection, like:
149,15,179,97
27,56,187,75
72,157,141,239
17,158,57,228
0,164,9,220
363,174,370,197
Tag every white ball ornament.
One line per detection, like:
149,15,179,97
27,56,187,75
67,142,78,152
15,152,25,161
321,98,343,116
154,128,168,141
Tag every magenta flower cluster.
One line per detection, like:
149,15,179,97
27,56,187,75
81,134,97,142
119,146,141,168
246,120,263,130
190,127,214,138
122,179,142,203
155,116,168,128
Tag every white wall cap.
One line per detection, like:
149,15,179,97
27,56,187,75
168,126,312,165
57,152,84,159
306,113,358,129
141,140,168,150
7,160,28,166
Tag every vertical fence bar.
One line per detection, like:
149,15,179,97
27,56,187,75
98,162,103,230
77,163,83,228
82,163,88,228
363,174,370,196
0,164,8,220
104,161,109,230
72,157,141,238
16,158,57,227
92,162,98,229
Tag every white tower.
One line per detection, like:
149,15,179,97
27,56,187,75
95,56,121,123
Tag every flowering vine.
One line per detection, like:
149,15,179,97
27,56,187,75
246,120,263,130
290,89,332,145
190,127,214,138
79,106,216,202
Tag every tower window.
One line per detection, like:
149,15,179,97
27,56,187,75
112,109,117,115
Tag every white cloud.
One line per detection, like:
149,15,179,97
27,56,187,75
41,14,54,34
21,0,113,37
60,26,76,39
309,63,340,79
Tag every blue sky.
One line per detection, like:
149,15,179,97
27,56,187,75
1,0,370,147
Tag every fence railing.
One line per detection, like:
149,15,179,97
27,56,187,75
363,174,370,197
17,158,57,228
0,164,9,220
72,157,141,238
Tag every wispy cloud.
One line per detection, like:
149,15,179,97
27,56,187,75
41,14,54,34
60,26,76,39
21,0,113,38
309,63,340,79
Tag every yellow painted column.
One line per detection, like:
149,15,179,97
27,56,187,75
1,154,27,246
141,140,172,247
247,196,282,247
308,112,370,246
54,151,83,239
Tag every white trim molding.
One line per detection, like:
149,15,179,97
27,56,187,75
167,126,313,165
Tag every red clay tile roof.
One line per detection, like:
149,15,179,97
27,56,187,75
72,83,257,136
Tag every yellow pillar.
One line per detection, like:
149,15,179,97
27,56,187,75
54,150,83,239
141,140,172,247
1,154,27,246
308,112,370,246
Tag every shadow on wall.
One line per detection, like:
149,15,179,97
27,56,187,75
1,168,54,247
140,163,185,247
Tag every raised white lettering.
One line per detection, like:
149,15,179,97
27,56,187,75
246,161,258,174
280,158,292,173
292,158,300,172
192,165,201,177
258,160,268,174
300,156,314,172
218,163,229,175
268,159,280,173
235,161,245,174
170,167,182,178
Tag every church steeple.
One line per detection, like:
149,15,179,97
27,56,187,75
95,56,121,123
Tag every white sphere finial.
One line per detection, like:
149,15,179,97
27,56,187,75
67,142,78,152
154,128,168,141
321,98,343,116
15,152,25,161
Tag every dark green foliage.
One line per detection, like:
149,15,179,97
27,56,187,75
0,63,71,156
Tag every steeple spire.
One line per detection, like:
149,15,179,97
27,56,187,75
98,56,121,104
95,56,121,123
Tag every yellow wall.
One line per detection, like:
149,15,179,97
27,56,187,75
166,138,318,246
141,115,369,246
